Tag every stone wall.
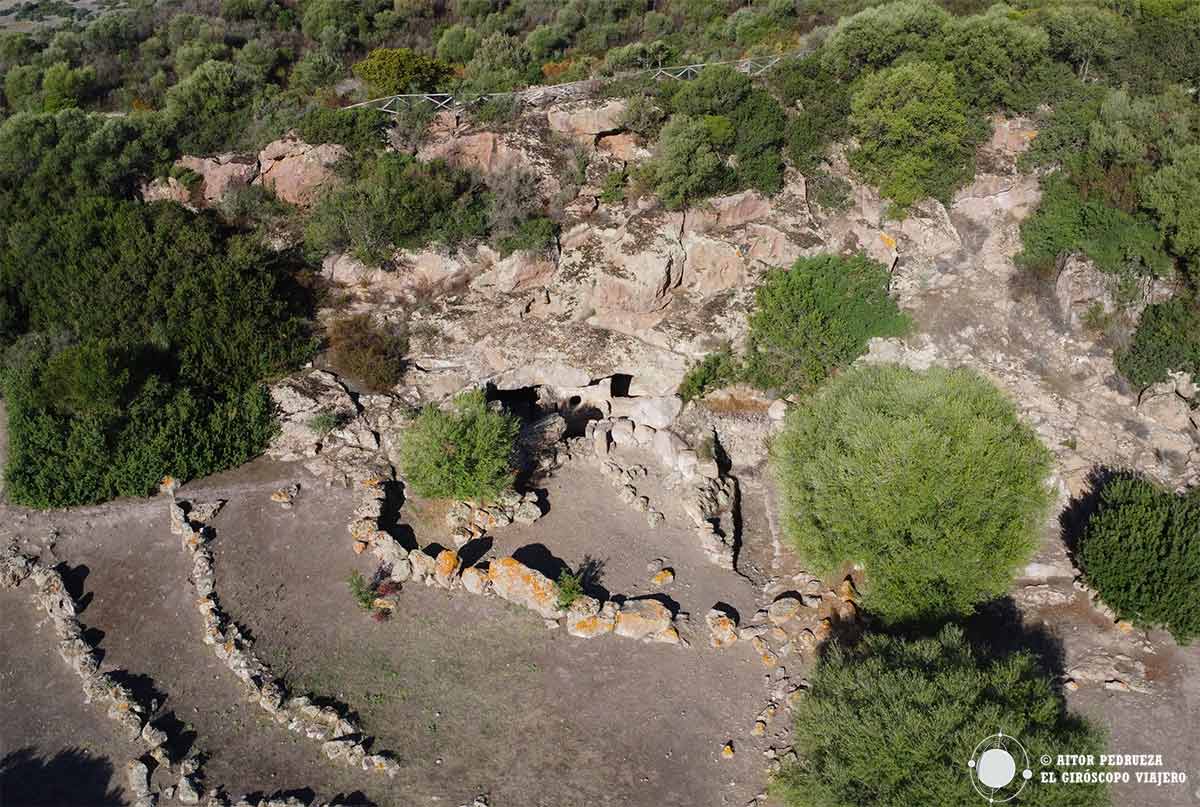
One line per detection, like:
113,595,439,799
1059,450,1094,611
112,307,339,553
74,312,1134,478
164,482,401,780
345,478,684,645
0,542,205,806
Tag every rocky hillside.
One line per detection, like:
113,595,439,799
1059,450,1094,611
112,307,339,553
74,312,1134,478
224,99,1195,500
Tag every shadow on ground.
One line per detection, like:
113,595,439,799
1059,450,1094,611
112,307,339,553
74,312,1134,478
0,747,123,807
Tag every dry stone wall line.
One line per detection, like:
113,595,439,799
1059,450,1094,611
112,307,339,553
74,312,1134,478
346,478,684,645
585,417,739,569
0,542,205,807
163,482,401,780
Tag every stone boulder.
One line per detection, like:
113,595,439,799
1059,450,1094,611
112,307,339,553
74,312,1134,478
268,369,358,461
613,598,673,640
461,566,489,595
609,394,682,430
471,245,558,294
1054,255,1171,332
140,176,194,208
685,189,773,233
255,135,347,207
488,557,564,619
434,549,461,588
417,128,560,199
546,99,627,145
565,596,616,638
597,132,649,162
176,153,258,205
706,608,738,649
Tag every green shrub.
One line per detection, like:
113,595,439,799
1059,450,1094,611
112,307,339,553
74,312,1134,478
556,569,584,609
821,0,950,80
848,61,982,208
0,199,312,507
399,389,519,502
678,346,740,403
436,24,482,65
305,153,489,264
1016,173,1172,280
773,53,850,171
773,625,1108,807
771,365,1052,624
744,254,909,396
463,32,534,93
289,48,344,93
1078,475,1200,643
599,169,627,204
348,570,376,610
352,47,452,95
163,59,262,154
617,92,666,138
944,8,1049,111
327,314,408,393
649,114,733,210
308,409,348,435
1139,145,1200,258
659,65,787,198
496,216,556,256
296,107,387,155
1115,297,1200,388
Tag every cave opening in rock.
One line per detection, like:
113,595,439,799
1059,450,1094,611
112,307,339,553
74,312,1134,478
609,374,633,397
485,383,542,421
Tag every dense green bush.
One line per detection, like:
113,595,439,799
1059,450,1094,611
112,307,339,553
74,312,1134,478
744,255,909,395
1015,174,1172,279
771,53,849,171
305,153,489,263
848,61,982,208
773,625,1108,807
351,47,451,95
1115,297,1200,389
496,216,557,256
646,65,787,206
648,114,732,210
1078,475,1200,643
326,313,408,393
295,107,387,155
1139,145,1200,259
678,346,740,403
163,59,261,154
0,199,313,506
821,0,950,80
944,8,1049,111
398,389,519,502
772,365,1052,624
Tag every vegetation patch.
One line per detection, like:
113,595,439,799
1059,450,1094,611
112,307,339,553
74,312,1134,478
848,61,983,211
773,625,1108,807
1115,298,1200,389
772,365,1052,625
678,345,740,403
326,314,408,394
744,254,909,396
0,199,313,507
398,389,519,503
1078,475,1200,643
556,569,584,610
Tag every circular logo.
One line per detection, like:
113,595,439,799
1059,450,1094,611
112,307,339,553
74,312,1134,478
967,732,1033,803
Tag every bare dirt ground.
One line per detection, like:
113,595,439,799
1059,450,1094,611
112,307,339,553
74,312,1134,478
1,451,780,807
2,418,1196,807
